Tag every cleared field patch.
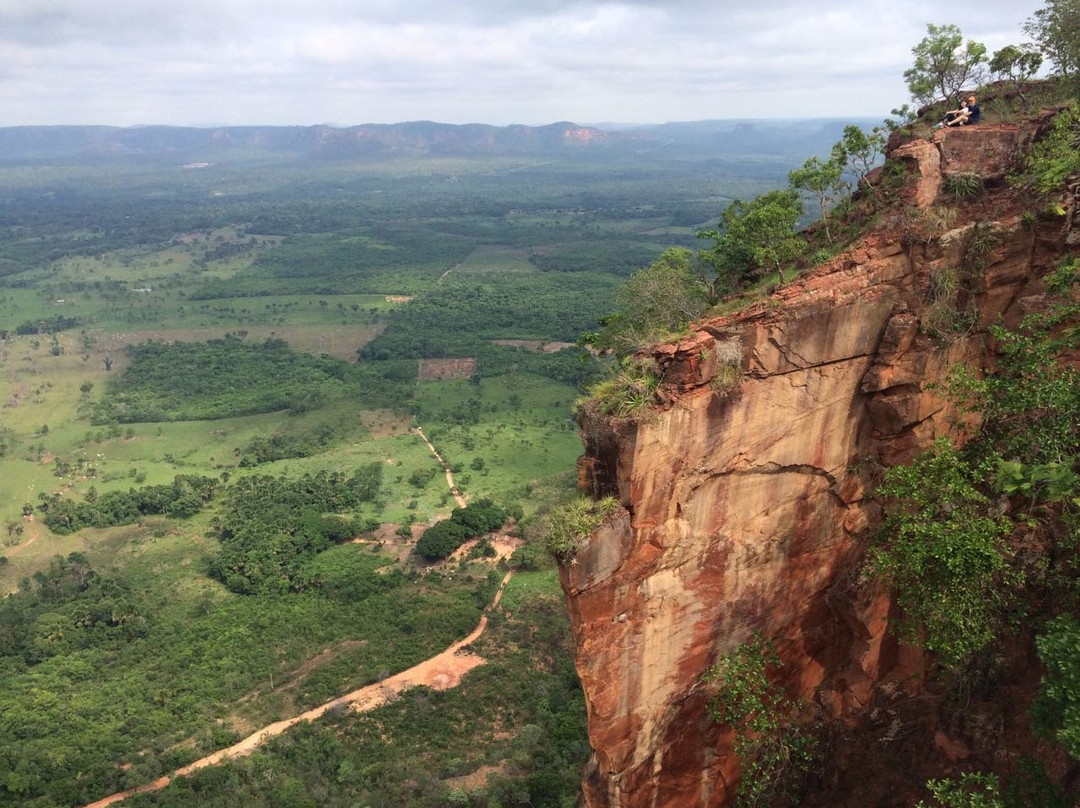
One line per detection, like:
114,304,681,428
92,323,383,362
418,357,476,382
452,245,536,276
490,339,576,353
357,408,414,439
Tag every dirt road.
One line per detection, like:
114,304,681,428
5,515,41,561
413,426,467,508
82,570,515,808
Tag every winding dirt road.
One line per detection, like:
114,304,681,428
82,570,514,808
79,420,494,807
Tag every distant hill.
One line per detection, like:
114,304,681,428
0,121,626,162
0,118,880,164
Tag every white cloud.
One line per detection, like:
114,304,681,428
0,0,1047,126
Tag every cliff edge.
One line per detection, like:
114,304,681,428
563,114,1079,807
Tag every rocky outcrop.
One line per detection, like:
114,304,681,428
564,117,1078,807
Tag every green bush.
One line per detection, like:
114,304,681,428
703,634,814,807
1031,615,1080,758
874,440,1013,667
581,357,662,419
541,496,620,565
915,771,1004,808
1020,106,1080,195
943,171,984,200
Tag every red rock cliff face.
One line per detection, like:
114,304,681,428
563,118,1079,808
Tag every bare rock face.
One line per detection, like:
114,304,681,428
564,119,1077,808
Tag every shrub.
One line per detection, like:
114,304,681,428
1019,106,1080,194
703,634,814,807
915,771,1004,808
582,357,662,419
943,172,984,201
541,496,620,565
873,440,1014,668
1031,615,1080,758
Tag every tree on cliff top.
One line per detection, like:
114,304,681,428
788,155,845,243
699,189,804,288
1025,0,1080,77
990,44,1044,107
581,247,709,355
904,23,988,106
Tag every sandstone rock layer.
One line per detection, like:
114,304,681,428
564,120,1078,807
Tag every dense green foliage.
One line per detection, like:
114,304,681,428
1032,615,1080,757
359,276,619,360
703,634,814,808
208,466,383,594
415,498,508,561
37,474,218,534
239,423,339,466
529,240,665,276
874,442,1013,667
0,553,146,666
698,189,804,288
112,578,589,808
3,314,83,337
0,546,485,807
580,247,709,356
95,336,349,422
1019,106,1080,195
874,254,1080,790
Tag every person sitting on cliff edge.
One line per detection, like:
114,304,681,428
940,99,969,126
946,95,981,126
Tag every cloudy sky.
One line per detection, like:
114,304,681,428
1,0,1045,127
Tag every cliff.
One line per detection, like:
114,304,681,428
563,114,1079,807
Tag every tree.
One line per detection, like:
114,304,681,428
904,23,988,106
414,519,469,561
699,190,804,287
703,634,814,807
989,44,1044,105
582,247,710,355
835,125,886,198
1025,0,1080,77
788,154,845,243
